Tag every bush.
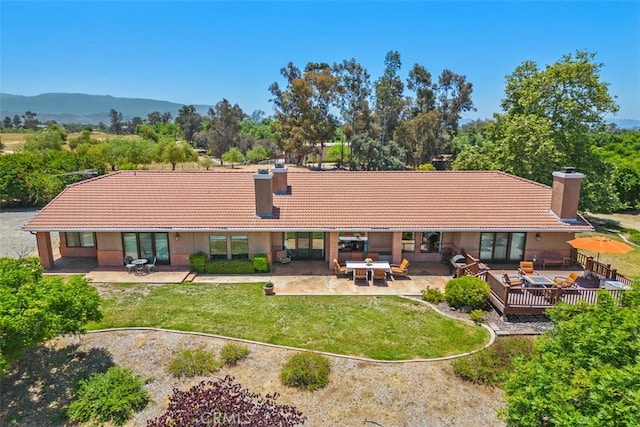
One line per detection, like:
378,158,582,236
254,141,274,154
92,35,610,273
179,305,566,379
147,375,306,426
188,252,207,273
66,366,149,426
469,309,486,323
205,259,255,274
252,253,270,272
445,276,490,310
220,342,250,366
280,352,330,390
167,347,221,377
452,336,535,386
421,286,445,304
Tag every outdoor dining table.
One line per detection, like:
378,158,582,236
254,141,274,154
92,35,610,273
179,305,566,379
132,258,148,275
521,275,554,288
345,261,391,280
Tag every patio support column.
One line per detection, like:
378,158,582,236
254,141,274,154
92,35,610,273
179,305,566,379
36,232,54,269
391,231,403,264
327,232,339,270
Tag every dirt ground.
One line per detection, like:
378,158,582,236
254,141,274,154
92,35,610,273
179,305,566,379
585,210,640,232
1,329,505,427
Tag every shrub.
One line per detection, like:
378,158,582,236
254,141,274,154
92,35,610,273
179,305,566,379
445,276,490,309
469,309,486,323
252,253,270,272
280,352,330,390
421,286,445,304
188,252,207,273
147,375,306,426
220,342,250,366
66,366,149,426
452,336,535,386
205,259,255,274
167,347,221,377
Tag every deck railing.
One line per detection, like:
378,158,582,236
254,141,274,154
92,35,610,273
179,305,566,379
487,272,628,316
573,249,633,286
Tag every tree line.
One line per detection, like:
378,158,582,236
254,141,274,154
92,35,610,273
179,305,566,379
2,50,639,212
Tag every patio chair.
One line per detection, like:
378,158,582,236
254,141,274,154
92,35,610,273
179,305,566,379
333,259,347,276
518,261,536,276
145,256,157,273
124,256,135,273
390,259,409,277
553,271,581,288
372,268,387,285
353,268,368,284
502,272,523,287
276,250,291,264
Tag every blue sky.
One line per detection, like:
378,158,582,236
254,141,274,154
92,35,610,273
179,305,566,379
2,0,639,120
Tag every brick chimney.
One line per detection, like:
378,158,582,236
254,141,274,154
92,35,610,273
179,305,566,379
254,169,273,217
271,163,288,195
550,167,584,222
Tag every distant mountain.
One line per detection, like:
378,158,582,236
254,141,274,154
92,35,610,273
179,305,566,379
0,93,213,124
606,118,640,130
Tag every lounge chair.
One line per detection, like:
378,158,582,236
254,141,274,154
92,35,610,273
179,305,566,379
553,271,581,288
145,256,157,273
390,259,409,277
502,272,523,287
354,268,368,284
372,268,387,285
124,256,135,273
276,250,291,264
333,259,347,276
518,261,536,276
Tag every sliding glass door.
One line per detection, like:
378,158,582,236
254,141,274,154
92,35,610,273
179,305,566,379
122,232,170,264
479,232,525,263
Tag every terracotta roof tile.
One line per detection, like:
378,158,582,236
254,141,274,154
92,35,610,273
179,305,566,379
23,170,593,232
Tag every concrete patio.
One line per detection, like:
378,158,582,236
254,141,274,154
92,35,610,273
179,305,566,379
45,258,454,296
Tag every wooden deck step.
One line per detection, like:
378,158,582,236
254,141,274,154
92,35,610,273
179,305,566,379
184,272,197,282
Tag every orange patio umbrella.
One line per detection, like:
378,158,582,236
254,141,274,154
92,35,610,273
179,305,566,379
566,235,634,262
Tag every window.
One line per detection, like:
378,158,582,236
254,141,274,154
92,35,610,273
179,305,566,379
338,232,367,253
65,232,94,248
231,235,249,259
209,235,249,260
402,231,415,253
209,235,227,260
420,232,441,253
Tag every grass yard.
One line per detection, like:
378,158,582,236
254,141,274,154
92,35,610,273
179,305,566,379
88,282,489,360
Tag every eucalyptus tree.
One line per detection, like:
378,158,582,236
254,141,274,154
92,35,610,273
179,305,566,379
374,51,404,147
109,108,123,134
204,99,246,159
175,105,202,145
400,64,474,165
269,61,341,167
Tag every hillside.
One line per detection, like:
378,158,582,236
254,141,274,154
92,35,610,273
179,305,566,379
0,93,213,124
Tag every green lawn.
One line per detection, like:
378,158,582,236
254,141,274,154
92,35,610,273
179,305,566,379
88,282,490,360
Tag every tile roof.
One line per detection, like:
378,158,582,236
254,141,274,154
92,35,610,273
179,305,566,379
23,170,593,232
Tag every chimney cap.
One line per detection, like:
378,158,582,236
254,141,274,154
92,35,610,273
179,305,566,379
561,166,577,173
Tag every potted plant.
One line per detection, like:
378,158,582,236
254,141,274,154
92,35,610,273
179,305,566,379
263,281,275,295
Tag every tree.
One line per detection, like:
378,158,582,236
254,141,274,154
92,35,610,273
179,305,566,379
221,146,244,168
21,111,39,130
109,108,123,134
269,61,341,166
12,114,22,128
205,99,245,158
175,105,202,145
159,141,196,170
0,257,102,373
374,51,404,147
3,116,12,129
501,289,640,426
